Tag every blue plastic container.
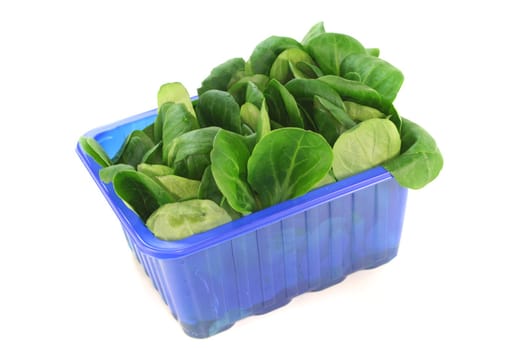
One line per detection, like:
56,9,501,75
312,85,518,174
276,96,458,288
76,108,408,338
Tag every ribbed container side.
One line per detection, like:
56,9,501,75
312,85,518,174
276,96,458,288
126,177,407,338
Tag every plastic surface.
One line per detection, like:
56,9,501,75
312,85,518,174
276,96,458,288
76,108,408,338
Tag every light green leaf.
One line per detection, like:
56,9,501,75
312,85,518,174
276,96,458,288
157,82,196,117
137,163,174,177
332,118,401,180
156,175,201,200
79,136,111,167
99,164,134,183
146,200,232,241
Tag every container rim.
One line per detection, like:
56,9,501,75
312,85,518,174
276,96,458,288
76,108,395,259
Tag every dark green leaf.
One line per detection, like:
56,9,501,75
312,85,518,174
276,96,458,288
312,95,355,145
162,103,199,162
340,53,404,103
264,79,304,128
269,47,315,84
112,130,155,167
141,142,163,164
166,127,220,180
245,81,265,107
198,166,223,204
285,78,345,124
196,90,241,133
290,61,324,79
113,170,175,221
247,36,302,75
318,75,386,112
211,129,257,214
142,123,155,141
228,74,269,105
198,57,246,95
247,128,333,208
304,32,366,75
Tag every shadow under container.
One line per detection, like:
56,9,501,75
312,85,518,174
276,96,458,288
76,108,408,338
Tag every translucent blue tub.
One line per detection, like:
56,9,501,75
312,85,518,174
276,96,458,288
76,108,408,338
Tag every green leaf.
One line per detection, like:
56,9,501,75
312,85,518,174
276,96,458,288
142,123,155,141
269,47,315,84
140,142,163,164
154,102,174,143
290,61,324,79
166,126,220,180
198,166,223,204
99,164,134,183
304,32,366,75
264,79,304,128
248,36,302,75
196,90,241,133
146,200,232,241
313,171,336,189
285,78,345,130
79,136,111,167
383,118,443,189
247,128,333,208
240,102,260,132
312,95,355,145
301,21,325,46
342,71,361,81
344,101,385,122
315,95,356,129
113,170,175,221
366,48,380,57
332,118,401,180
157,82,196,117
137,163,174,177
256,99,271,142
162,103,199,162
228,74,269,105
211,129,257,215
112,130,155,167
245,81,265,107
340,53,404,104
198,57,246,95
318,75,385,111
156,175,201,200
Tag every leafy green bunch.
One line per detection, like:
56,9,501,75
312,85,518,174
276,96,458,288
80,22,443,241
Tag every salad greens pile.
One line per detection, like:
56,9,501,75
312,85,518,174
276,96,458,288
79,22,443,241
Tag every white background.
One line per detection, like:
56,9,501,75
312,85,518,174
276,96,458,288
1,1,524,349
